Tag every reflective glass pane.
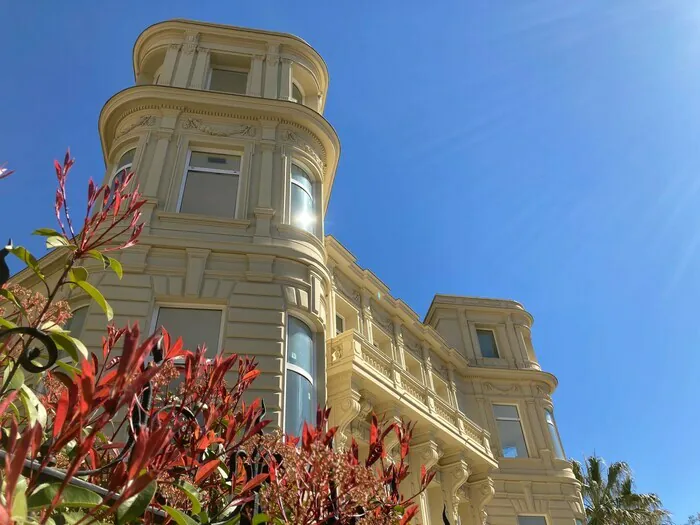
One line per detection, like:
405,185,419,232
210,69,248,94
288,316,313,374
284,371,313,436
518,517,547,525
291,165,313,194
180,171,239,218
497,419,528,458
493,404,519,420
477,329,499,358
156,308,222,357
335,314,345,335
546,409,566,459
291,184,314,233
64,307,88,338
189,152,241,172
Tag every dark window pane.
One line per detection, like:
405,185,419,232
477,329,499,358
180,171,239,217
156,308,222,357
210,69,248,94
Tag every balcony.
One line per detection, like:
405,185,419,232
327,330,496,466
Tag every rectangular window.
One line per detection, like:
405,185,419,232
179,151,241,218
518,517,547,525
335,314,345,336
209,68,248,94
493,404,528,458
545,409,566,459
154,307,223,357
477,329,499,358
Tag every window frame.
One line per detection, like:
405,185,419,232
493,403,530,458
176,149,244,218
149,303,227,359
476,328,500,359
517,516,549,525
207,65,249,95
291,81,305,104
335,313,345,336
283,313,319,436
289,162,317,234
544,407,566,459
106,147,138,200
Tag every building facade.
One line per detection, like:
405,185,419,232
14,19,584,525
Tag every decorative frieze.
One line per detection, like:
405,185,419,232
280,129,325,167
181,117,256,137
115,115,156,138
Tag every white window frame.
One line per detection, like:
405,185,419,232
149,303,227,360
290,162,316,234
283,313,318,434
291,81,305,104
335,313,345,336
493,403,529,458
476,328,499,358
207,65,249,95
176,149,243,217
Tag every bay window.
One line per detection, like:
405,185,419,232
290,164,315,234
285,316,315,436
545,408,566,459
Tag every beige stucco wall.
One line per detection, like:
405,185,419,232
11,19,584,525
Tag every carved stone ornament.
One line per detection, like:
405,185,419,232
280,129,325,167
182,118,256,137
333,270,361,305
183,30,200,55
370,301,393,333
116,115,156,138
484,382,520,394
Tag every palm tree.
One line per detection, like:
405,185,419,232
572,456,670,525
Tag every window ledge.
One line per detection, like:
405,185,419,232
156,211,251,229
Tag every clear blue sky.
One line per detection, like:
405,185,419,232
1,0,697,519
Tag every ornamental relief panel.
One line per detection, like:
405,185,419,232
180,117,257,138
279,128,325,169
115,115,157,138
369,300,393,334
333,271,360,306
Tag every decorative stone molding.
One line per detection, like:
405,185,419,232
280,129,325,167
330,390,371,450
441,457,471,522
370,301,393,334
115,115,156,138
183,30,200,55
333,270,360,305
181,117,256,137
465,477,496,525
484,382,521,394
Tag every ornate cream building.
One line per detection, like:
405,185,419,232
15,19,585,525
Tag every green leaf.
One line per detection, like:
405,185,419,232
162,506,199,525
49,332,88,362
19,385,46,427
175,481,202,515
11,476,28,522
117,480,156,523
86,250,109,269
33,228,62,237
58,511,89,524
106,256,123,279
252,514,269,525
9,246,44,281
0,317,18,330
75,280,113,321
45,236,73,249
198,511,209,524
218,516,241,525
2,366,24,392
54,360,81,376
28,484,102,509
68,266,89,284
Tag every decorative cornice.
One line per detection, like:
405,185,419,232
280,129,325,168
183,30,200,55
115,115,156,138
181,117,257,137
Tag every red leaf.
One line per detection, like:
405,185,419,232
242,369,260,382
240,472,268,494
53,389,69,439
0,392,17,416
194,459,220,484
399,505,419,525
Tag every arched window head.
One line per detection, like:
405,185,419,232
108,148,136,206
285,316,315,436
290,164,316,234
291,83,304,105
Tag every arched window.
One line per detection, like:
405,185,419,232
285,316,315,436
108,148,136,206
291,83,304,104
290,164,315,234
64,306,88,338
544,408,565,459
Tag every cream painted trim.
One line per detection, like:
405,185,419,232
149,303,227,357
492,402,532,459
